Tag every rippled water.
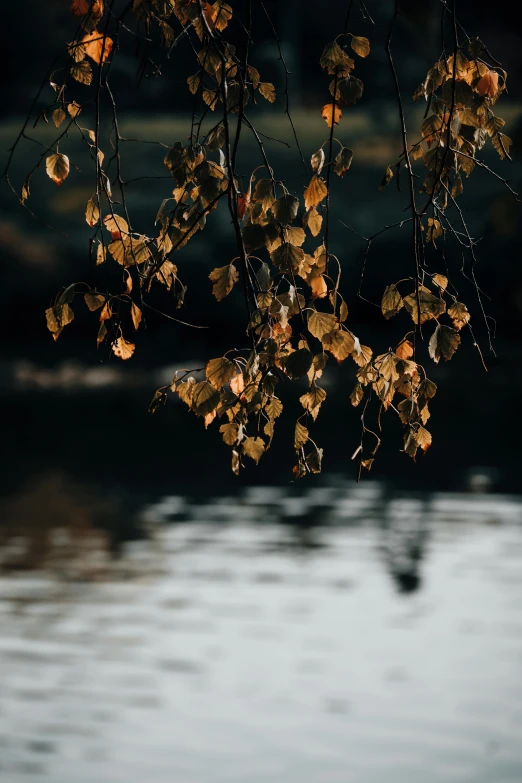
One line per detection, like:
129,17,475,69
1,489,522,783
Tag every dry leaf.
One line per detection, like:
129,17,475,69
112,336,135,360
46,153,70,186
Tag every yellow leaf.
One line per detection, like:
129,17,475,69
304,175,328,210
229,373,245,395
204,411,216,429
67,102,81,118
112,336,135,360
46,153,70,186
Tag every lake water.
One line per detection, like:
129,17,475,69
1,485,522,783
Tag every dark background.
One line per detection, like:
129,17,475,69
1,0,521,503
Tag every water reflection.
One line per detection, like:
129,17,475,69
1,478,522,783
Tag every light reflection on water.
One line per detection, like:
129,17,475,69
1,486,522,783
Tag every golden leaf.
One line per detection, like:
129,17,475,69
96,243,106,265
97,321,107,347
299,385,327,420
104,213,129,239
81,30,113,64
265,397,283,419
350,383,364,407
46,153,70,186
427,218,443,244
395,339,414,360
45,303,74,337
428,324,460,363
85,197,100,227
310,275,328,299
52,108,66,128
259,82,276,102
308,310,337,340
304,175,328,210
351,35,370,58
448,301,470,330
404,288,446,325
303,207,322,237
204,411,216,429
112,336,135,360
130,302,142,330
320,41,354,76
67,102,81,118
322,329,354,362
70,60,93,85
84,292,105,311
432,273,448,291
321,103,342,128
206,357,237,390
294,421,309,450
177,377,196,407
242,436,265,463
220,422,239,446
270,243,304,273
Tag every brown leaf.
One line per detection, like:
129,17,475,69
381,284,403,319
229,373,245,395
191,380,220,416
311,148,325,174
237,192,250,220
428,324,460,363
52,108,66,128
299,385,327,420
476,70,499,98
379,166,394,190
310,275,328,299
112,336,135,360
70,60,93,85
404,288,446,325
46,153,70,186
209,263,239,301
334,147,353,177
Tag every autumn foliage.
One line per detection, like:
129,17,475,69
4,0,514,479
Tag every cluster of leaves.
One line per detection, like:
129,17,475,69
6,0,513,479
